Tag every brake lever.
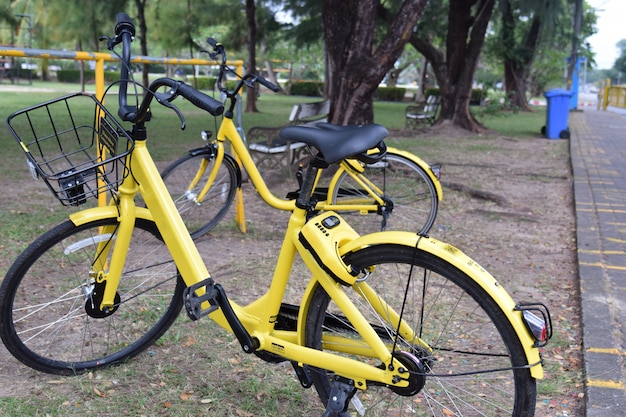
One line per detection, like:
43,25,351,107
243,77,257,89
154,91,187,130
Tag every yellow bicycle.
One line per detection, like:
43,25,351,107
159,39,442,238
0,13,551,417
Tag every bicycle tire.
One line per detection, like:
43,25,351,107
304,244,536,417
329,151,439,235
0,217,185,375
160,151,238,238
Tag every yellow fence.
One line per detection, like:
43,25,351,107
0,46,243,100
598,79,626,111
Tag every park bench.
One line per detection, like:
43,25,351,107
405,95,441,129
247,99,330,172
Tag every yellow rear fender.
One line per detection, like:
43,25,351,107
382,146,443,201
69,206,154,226
333,231,544,379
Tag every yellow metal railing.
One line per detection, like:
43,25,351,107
598,79,626,111
0,46,243,100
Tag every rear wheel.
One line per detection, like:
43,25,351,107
330,152,439,235
0,217,184,375
304,244,536,416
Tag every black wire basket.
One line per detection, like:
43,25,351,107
6,93,134,206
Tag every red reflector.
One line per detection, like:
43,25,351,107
516,302,552,347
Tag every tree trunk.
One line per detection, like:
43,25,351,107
245,0,258,113
504,59,531,110
259,39,286,94
502,1,542,111
77,41,85,92
135,0,149,89
405,0,495,133
385,62,410,88
416,56,429,102
323,0,427,125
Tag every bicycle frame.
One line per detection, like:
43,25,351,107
185,111,442,218
68,136,430,388
68,121,545,382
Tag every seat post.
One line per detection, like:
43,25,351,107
295,161,323,210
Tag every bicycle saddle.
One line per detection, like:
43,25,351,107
279,123,388,165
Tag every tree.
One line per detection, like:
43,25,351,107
11,0,126,82
526,0,597,95
322,0,428,125
135,0,149,89
245,0,258,112
498,0,546,110
612,39,626,76
404,0,496,133
0,3,18,39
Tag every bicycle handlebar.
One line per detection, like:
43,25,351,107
106,13,224,124
114,13,137,121
128,78,224,124
206,37,279,97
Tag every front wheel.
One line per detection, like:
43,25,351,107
161,151,239,239
329,152,439,235
0,217,185,375
304,244,536,416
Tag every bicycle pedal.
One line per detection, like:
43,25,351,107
183,277,219,321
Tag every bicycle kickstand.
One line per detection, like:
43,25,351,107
321,375,356,417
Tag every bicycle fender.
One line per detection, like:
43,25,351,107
69,206,154,226
385,146,443,201
336,231,544,379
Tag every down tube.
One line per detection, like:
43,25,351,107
130,141,212,287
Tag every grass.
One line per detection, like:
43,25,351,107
0,82,564,416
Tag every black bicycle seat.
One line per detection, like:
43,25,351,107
278,123,388,165
315,122,362,131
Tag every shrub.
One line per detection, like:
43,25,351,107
56,69,120,83
375,86,406,101
194,77,217,90
470,88,486,105
425,87,440,97
289,81,323,97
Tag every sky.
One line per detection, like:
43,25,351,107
586,0,626,69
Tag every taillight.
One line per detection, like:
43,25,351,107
430,163,441,180
516,302,552,347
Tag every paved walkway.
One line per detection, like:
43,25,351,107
570,107,626,416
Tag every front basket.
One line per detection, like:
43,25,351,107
6,93,134,206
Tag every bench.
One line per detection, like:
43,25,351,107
405,95,441,129
247,99,330,172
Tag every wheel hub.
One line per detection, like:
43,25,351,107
390,350,427,396
84,280,120,318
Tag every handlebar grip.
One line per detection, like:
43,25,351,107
177,83,225,116
115,13,135,37
257,76,280,92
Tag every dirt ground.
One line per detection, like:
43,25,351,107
0,123,583,416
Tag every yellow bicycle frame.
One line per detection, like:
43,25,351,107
67,138,421,389
68,115,543,390
193,116,442,217
323,147,443,209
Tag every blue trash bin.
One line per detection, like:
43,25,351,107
542,89,572,139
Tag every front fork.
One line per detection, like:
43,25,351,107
88,194,137,313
